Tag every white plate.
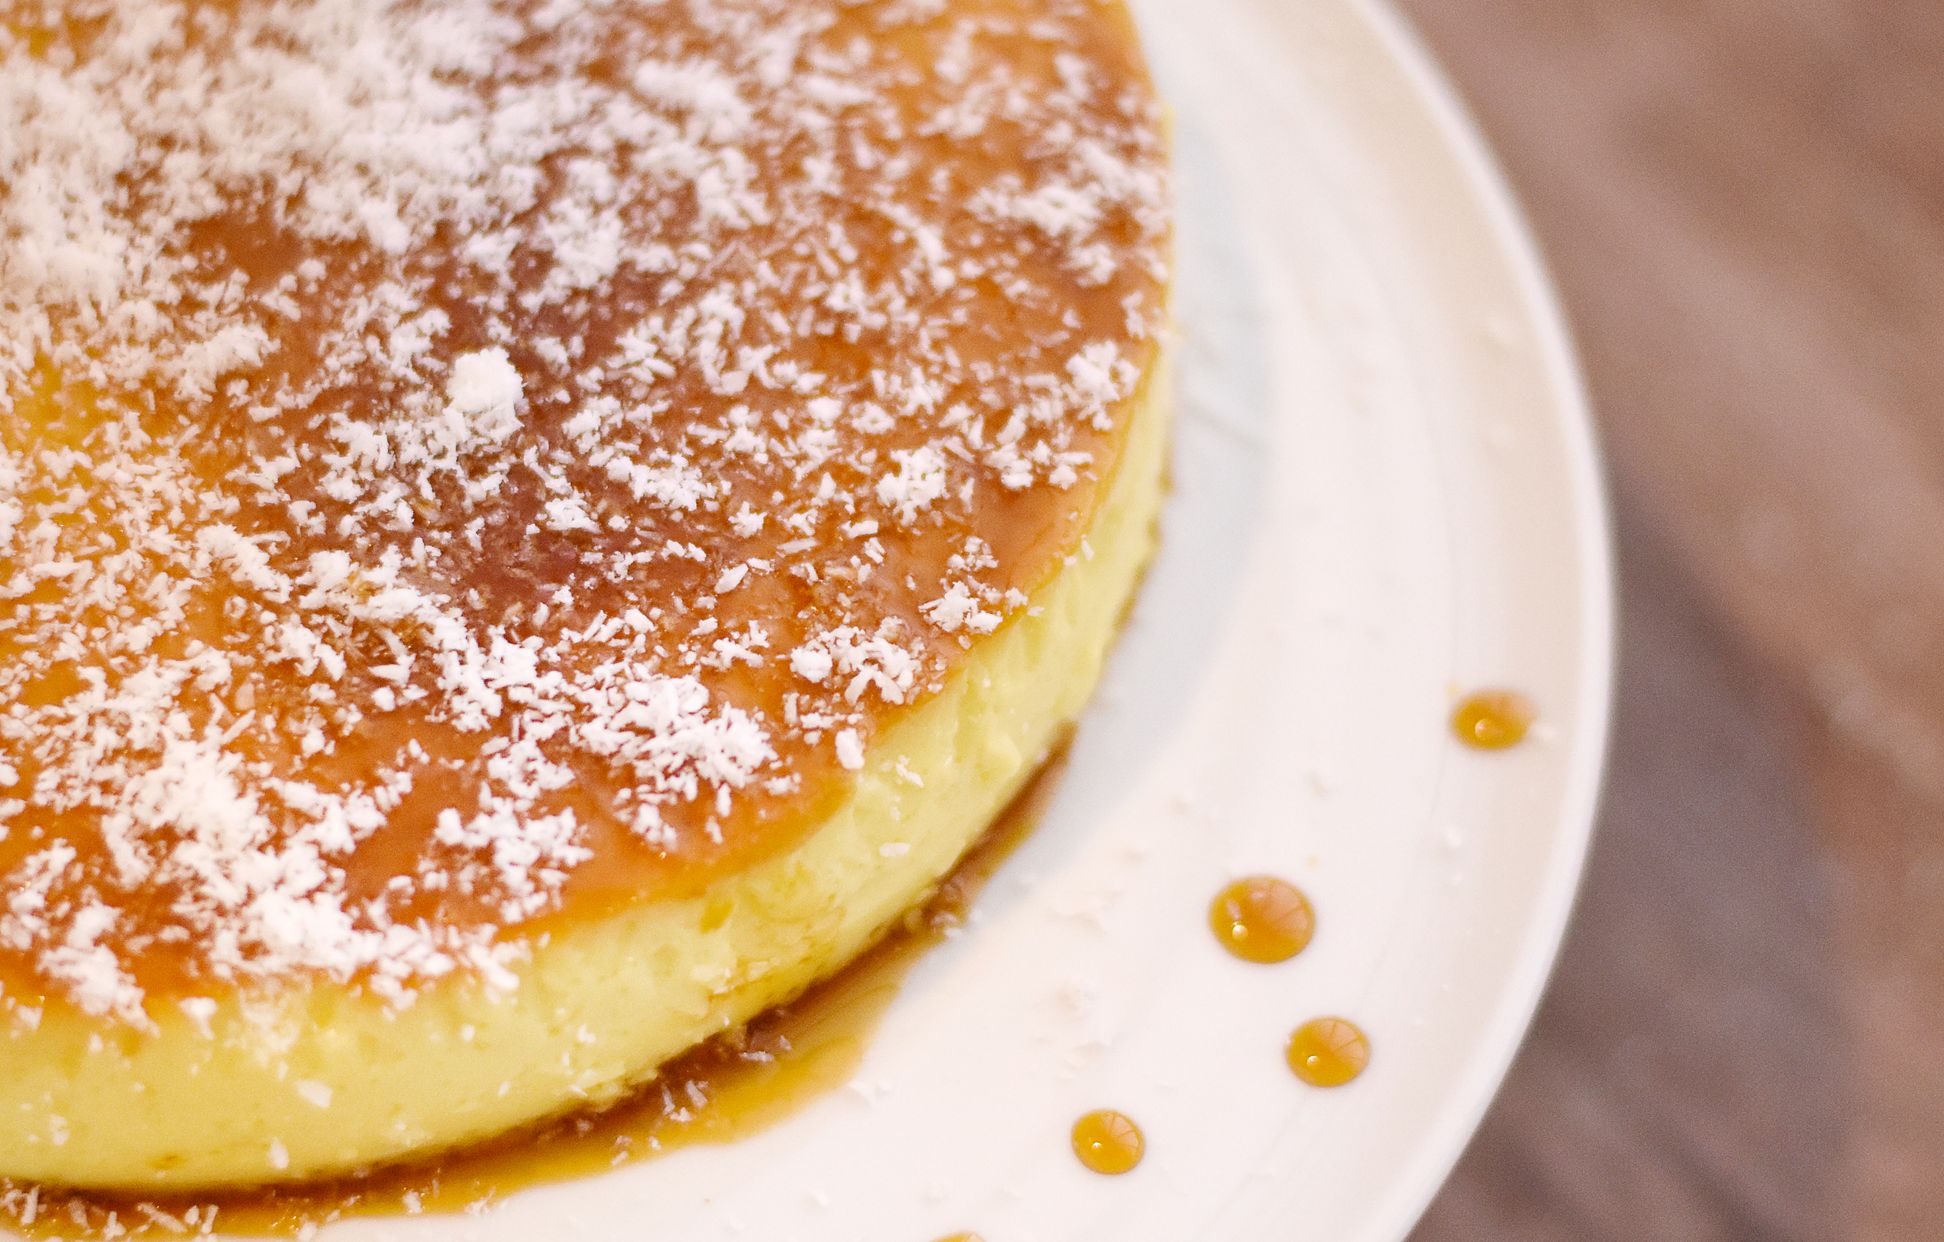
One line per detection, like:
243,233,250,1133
100,2,1614,1238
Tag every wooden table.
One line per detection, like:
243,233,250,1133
1394,3,1944,1237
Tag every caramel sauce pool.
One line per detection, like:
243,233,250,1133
1451,689,1536,750
1285,1017,1371,1088
1208,876,1314,964
0,758,1068,1240
1069,1110,1144,1176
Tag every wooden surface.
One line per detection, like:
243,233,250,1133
1393,3,1944,1238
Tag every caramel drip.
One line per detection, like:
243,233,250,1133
1070,1109,1144,1176
1285,1017,1371,1088
1451,690,1536,750
1208,876,1314,964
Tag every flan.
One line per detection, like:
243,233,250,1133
0,0,1170,1191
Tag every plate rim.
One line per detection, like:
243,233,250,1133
1349,2,1619,1236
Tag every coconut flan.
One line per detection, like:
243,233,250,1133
0,0,1170,1192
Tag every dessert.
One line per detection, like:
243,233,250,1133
0,0,1169,1192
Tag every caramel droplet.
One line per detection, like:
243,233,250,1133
1286,1016,1370,1087
932,1235,985,1242
1209,876,1314,964
1070,1109,1144,1175
1451,690,1535,750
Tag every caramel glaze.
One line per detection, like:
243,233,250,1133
0,0,1169,1006
0,752,1068,1239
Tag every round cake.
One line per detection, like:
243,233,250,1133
0,0,1170,1191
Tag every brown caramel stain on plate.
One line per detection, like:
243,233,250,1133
1285,1016,1371,1088
1451,689,1536,750
0,753,1069,1240
1069,1109,1144,1176
1208,876,1314,964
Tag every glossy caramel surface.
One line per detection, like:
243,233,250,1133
0,0,1168,1013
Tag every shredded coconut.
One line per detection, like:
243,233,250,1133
0,0,1168,1022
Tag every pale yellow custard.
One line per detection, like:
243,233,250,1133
0,0,1170,1190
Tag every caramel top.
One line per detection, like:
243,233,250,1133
0,0,1168,1023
